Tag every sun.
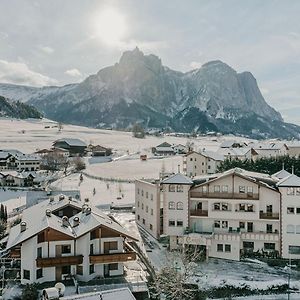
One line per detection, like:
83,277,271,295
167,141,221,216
93,8,127,46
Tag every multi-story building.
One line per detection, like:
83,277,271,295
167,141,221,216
183,151,223,177
248,142,288,158
135,168,300,261
6,195,137,284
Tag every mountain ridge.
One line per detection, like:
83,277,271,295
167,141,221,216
0,48,298,139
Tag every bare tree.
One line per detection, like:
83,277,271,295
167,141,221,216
150,245,205,300
73,157,86,172
40,152,69,171
58,122,64,132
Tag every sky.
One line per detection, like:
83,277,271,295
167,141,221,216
0,0,300,124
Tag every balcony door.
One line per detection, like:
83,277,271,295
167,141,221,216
55,267,62,281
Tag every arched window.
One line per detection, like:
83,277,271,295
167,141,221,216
177,202,183,210
168,201,175,210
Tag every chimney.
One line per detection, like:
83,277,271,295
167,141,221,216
68,196,72,201
84,198,89,203
46,209,51,217
59,195,65,201
49,196,54,203
62,216,69,227
73,216,80,227
82,204,88,213
86,207,92,215
20,222,26,233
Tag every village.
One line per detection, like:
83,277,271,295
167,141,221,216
0,118,299,299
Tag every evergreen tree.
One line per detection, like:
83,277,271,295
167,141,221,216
0,204,4,221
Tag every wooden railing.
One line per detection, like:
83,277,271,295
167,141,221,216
36,255,83,268
89,251,136,264
190,209,208,217
190,191,259,200
259,212,279,220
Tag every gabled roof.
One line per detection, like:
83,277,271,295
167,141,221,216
156,142,172,148
250,142,288,151
161,173,193,185
54,138,87,147
200,150,224,161
272,169,291,180
6,195,137,250
277,174,300,187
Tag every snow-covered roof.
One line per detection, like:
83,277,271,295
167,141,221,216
286,141,300,148
220,140,247,148
219,147,255,157
250,142,288,151
277,174,300,187
162,173,193,185
6,196,137,250
61,288,136,300
272,169,291,180
200,150,224,161
54,138,87,147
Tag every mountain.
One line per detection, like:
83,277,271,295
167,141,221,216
0,47,298,139
0,95,42,119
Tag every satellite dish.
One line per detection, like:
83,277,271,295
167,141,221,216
55,282,66,296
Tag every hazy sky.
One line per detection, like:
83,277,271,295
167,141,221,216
0,0,300,124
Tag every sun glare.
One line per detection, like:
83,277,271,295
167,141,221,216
93,8,127,46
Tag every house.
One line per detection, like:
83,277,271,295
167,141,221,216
286,141,300,158
152,142,175,156
88,145,112,157
0,171,37,187
6,195,137,284
249,142,289,158
172,144,188,154
35,148,70,158
218,147,258,161
220,140,248,148
183,151,224,177
53,138,87,156
135,167,300,261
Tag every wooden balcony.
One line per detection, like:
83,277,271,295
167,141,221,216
36,255,83,268
259,212,279,220
190,191,259,200
190,209,208,217
89,251,136,264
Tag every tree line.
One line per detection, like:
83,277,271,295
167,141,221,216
217,155,300,176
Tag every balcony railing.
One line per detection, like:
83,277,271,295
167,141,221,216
259,212,279,220
190,209,208,217
190,191,259,200
89,251,136,264
36,255,83,268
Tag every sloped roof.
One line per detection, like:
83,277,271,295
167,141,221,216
54,138,87,147
6,196,137,250
272,169,291,180
162,173,193,185
250,142,287,151
200,150,224,161
277,174,300,187
156,142,172,148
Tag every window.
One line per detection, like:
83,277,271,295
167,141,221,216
297,208,300,214
287,207,295,214
146,192,148,198
239,222,245,229
23,270,30,280
221,221,228,228
77,265,83,275
177,220,183,227
169,220,176,227
214,185,220,193
151,209,153,215
36,268,43,279
222,185,228,193
239,203,245,211
289,246,300,254
247,222,253,232
58,210,63,217
214,203,220,210
177,202,183,210
247,186,253,195
109,263,118,270
37,247,42,258
169,201,175,210
142,218,145,225
150,224,153,230
247,204,254,212
89,264,95,274
202,186,208,193
266,224,273,233
217,244,223,252
264,243,275,250
239,186,245,194
137,201,140,208
62,265,71,274
146,206,148,213
90,229,98,240
287,187,295,195
90,244,94,255
222,203,229,211
137,188,140,195
243,241,254,249
137,214,140,221
151,194,153,201
287,225,295,233
37,232,45,243
61,245,71,254
214,220,220,228
190,158,193,161
169,185,175,192
142,203,144,210
296,225,300,234
225,244,231,252
141,190,144,196
296,188,300,195
177,185,183,192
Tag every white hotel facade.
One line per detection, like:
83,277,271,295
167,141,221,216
135,168,300,261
